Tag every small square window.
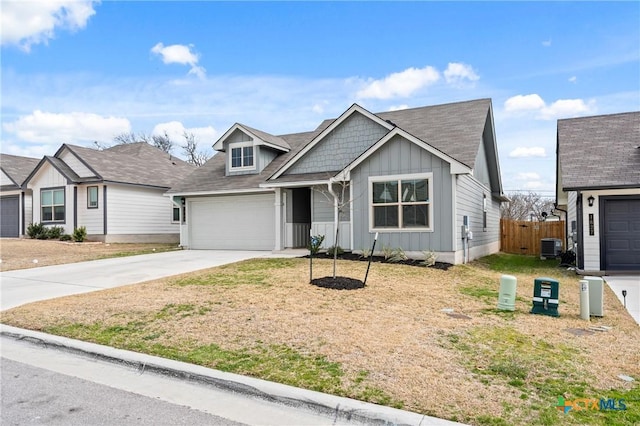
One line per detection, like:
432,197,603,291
41,188,65,223
229,144,255,170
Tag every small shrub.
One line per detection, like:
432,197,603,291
27,222,45,239
73,226,87,242
308,234,325,255
325,245,344,257
421,250,437,267
381,245,394,261
46,226,64,240
59,234,73,241
388,247,408,263
360,248,372,259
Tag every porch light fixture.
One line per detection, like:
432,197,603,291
588,195,595,207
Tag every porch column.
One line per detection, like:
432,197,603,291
274,188,283,251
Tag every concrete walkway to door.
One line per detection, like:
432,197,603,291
0,250,273,311
604,275,640,325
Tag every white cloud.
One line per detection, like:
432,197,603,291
516,172,541,181
568,76,577,83
508,147,547,158
151,42,206,79
1,0,98,52
542,39,552,47
356,66,440,99
388,104,409,111
504,94,596,120
443,62,479,86
2,110,130,145
539,99,595,119
504,94,546,112
151,121,217,145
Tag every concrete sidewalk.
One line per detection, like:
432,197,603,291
604,275,640,325
1,325,466,426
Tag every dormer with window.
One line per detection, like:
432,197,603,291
213,124,290,176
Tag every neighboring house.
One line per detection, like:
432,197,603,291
0,154,40,237
556,111,640,273
22,143,195,243
168,99,507,264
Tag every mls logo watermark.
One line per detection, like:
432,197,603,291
557,396,627,414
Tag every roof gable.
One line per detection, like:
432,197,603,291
270,104,394,179
0,153,40,188
557,111,640,191
212,123,290,153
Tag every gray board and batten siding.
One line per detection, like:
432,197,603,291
223,130,278,176
350,135,454,252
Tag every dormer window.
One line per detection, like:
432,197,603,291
230,142,255,170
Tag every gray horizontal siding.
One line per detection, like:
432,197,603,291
351,135,453,252
455,175,499,250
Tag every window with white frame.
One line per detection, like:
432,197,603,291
41,188,65,222
87,186,98,208
229,143,254,170
369,173,433,231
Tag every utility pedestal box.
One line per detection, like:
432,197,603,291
531,277,560,317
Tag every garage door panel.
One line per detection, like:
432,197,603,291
189,194,275,250
603,198,640,271
0,196,20,238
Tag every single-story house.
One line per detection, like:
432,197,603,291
168,98,508,264
0,154,40,237
556,111,640,273
22,142,196,243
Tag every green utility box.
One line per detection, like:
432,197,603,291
530,277,560,317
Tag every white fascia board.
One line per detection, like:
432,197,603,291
269,104,395,180
337,128,471,181
260,179,331,189
213,124,289,153
166,188,274,197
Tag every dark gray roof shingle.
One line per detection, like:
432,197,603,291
0,153,40,188
169,99,492,194
64,143,196,188
558,111,640,190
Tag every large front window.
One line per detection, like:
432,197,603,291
370,174,432,231
41,188,65,222
230,144,254,169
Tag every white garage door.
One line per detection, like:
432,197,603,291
189,193,275,250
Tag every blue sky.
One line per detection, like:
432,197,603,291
2,1,639,196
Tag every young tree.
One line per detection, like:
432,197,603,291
500,191,556,221
313,178,350,279
181,132,210,166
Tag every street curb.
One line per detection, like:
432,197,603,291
1,325,464,426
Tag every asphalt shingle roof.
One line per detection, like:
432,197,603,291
64,143,196,188
558,111,640,190
169,99,492,194
0,154,40,188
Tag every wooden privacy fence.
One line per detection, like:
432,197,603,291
500,219,566,256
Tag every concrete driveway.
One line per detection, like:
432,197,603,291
604,275,640,325
0,250,269,311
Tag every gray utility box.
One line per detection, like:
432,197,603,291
584,276,604,317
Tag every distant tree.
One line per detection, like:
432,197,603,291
501,192,556,221
113,132,151,145
181,132,210,166
151,131,174,154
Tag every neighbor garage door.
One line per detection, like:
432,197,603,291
0,195,20,238
602,197,640,271
189,193,275,250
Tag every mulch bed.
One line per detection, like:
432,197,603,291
310,276,365,290
305,252,453,271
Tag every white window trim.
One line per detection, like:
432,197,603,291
368,172,434,233
228,142,256,171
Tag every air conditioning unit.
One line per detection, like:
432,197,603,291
540,238,562,259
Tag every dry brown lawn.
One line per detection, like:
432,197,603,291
0,238,178,272
2,251,638,425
